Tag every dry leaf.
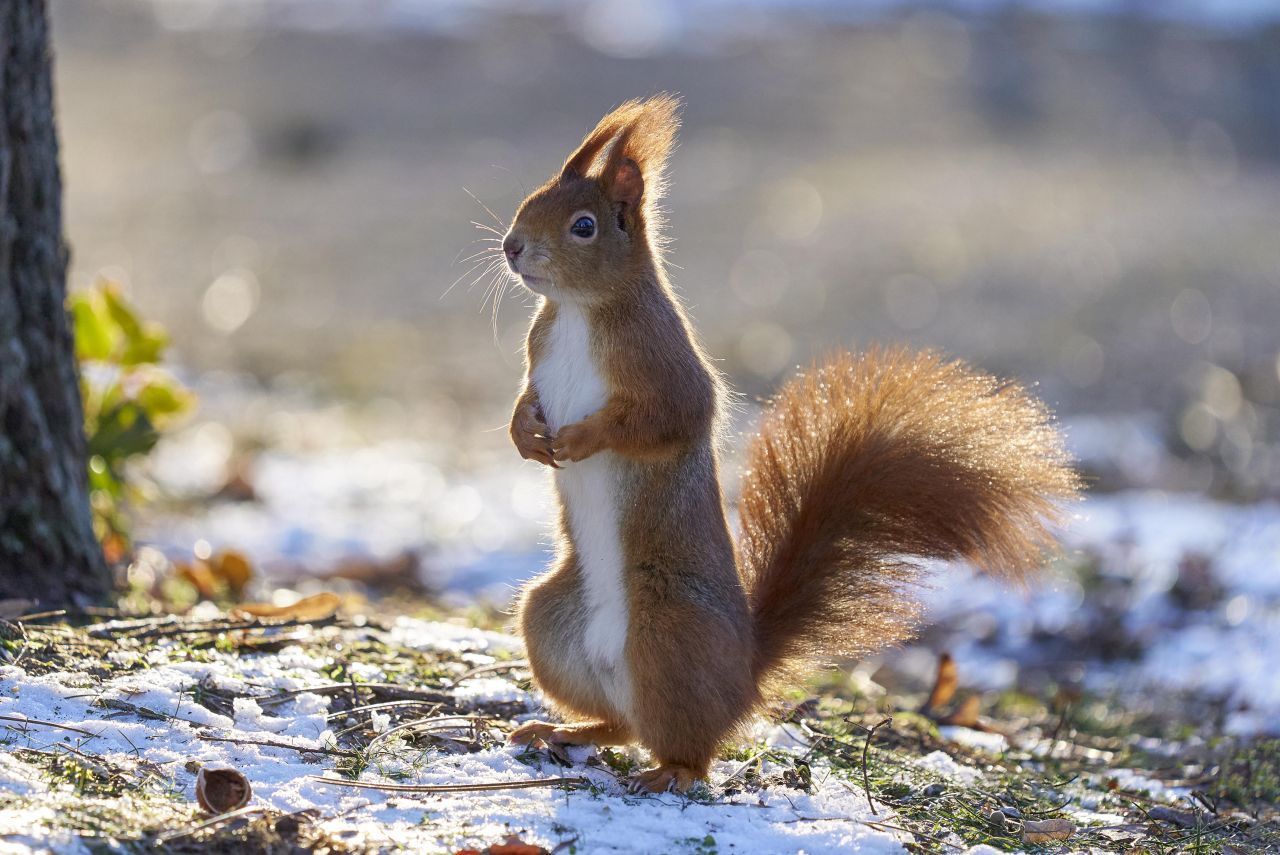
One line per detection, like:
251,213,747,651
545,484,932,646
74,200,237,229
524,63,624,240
1021,819,1075,844
489,837,548,855
921,652,958,713
941,695,982,728
233,592,341,622
176,560,220,600
195,766,252,814
210,550,253,594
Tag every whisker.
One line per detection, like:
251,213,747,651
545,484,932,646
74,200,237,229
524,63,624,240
462,186,508,231
452,243,501,265
442,256,501,299
456,247,502,266
489,164,527,197
486,266,512,343
472,221,504,237
471,259,507,306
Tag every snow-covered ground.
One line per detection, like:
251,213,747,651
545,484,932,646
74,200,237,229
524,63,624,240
137,401,1280,737
0,616,908,854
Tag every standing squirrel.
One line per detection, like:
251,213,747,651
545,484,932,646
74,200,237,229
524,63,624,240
499,94,1079,793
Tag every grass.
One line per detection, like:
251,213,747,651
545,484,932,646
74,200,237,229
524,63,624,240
1,607,1277,854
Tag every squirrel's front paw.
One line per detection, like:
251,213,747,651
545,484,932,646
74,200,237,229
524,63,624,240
552,420,605,463
511,403,558,468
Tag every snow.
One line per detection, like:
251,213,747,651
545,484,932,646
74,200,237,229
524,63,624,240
907,493,1280,735
0,618,907,854
142,411,1280,734
936,727,1008,755
915,750,982,785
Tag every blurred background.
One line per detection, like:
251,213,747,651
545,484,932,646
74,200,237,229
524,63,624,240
52,0,1280,733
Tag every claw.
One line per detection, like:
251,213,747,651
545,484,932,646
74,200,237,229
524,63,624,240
629,764,699,794
508,720,558,746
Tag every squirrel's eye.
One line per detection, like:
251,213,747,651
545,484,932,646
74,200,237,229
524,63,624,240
570,216,596,239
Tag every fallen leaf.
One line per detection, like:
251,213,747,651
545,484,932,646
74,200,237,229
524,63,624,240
195,766,252,814
232,592,341,622
176,560,220,600
489,837,548,855
209,550,253,594
940,695,981,728
1021,819,1075,844
920,652,958,713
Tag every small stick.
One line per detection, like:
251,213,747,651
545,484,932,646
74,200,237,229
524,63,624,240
859,717,892,816
155,806,267,843
14,609,67,622
447,659,530,687
258,683,451,708
324,699,442,721
307,774,587,794
118,616,337,641
196,732,355,757
863,820,964,851
367,714,489,752
0,714,98,738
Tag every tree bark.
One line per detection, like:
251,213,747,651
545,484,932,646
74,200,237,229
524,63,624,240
0,0,109,603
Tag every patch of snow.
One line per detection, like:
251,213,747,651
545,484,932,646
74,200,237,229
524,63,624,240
937,726,1008,755
915,750,981,785
0,623,907,854
1097,769,1190,803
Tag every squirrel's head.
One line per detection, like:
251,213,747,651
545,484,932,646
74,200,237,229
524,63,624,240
503,94,680,303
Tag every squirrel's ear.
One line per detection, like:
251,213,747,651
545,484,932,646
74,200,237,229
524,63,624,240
560,94,681,189
601,129,644,211
597,94,681,226
561,101,643,181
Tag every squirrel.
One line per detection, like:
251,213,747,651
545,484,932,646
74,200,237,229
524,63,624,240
498,94,1079,793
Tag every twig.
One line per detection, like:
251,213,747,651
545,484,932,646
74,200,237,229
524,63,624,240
14,609,67,622
719,746,773,789
196,731,355,757
0,714,98,738
258,682,451,708
307,774,587,794
109,616,338,641
155,806,267,843
324,699,442,722
863,819,964,851
367,714,489,752
447,659,530,687
859,717,892,816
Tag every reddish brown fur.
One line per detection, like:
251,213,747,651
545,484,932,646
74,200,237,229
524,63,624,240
501,95,1081,792
738,348,1081,694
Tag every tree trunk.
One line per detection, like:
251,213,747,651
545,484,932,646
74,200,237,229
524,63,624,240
0,0,109,603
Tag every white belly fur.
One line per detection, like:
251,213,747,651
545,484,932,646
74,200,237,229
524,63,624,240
531,302,632,715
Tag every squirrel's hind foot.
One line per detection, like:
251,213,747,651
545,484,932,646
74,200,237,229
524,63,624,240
628,763,702,794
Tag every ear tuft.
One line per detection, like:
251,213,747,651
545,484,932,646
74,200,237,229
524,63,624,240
560,93,682,202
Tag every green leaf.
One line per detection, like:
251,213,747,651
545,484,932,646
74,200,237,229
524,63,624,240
69,289,118,361
87,402,159,462
102,284,169,365
134,368,196,426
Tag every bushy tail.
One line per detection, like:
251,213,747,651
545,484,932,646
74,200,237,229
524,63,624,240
737,348,1080,692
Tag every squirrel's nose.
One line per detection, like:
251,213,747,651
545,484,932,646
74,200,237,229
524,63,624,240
503,235,524,263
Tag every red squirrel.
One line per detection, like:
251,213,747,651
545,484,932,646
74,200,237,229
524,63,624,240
499,94,1079,793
